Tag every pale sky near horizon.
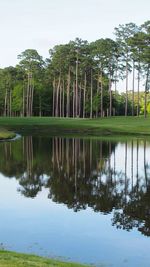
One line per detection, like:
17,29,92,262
0,0,149,68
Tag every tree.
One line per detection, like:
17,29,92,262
18,49,44,116
114,23,139,116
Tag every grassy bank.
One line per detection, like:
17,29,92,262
0,116,150,137
0,250,89,267
0,128,16,140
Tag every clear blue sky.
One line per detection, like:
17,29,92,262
0,0,149,67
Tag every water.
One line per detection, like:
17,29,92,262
0,136,150,266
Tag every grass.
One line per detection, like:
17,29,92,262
0,116,150,137
0,250,90,267
0,128,16,140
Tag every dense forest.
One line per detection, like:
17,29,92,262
0,21,149,118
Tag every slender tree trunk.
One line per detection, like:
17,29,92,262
30,78,34,116
90,69,93,118
73,81,75,118
137,63,140,117
29,75,32,116
67,67,71,117
96,71,99,118
114,62,118,117
26,72,30,117
22,82,25,117
39,96,42,117
52,78,56,117
9,90,12,117
115,65,118,95
83,72,86,118
79,82,81,117
109,75,112,117
132,60,135,116
59,83,62,117
144,65,149,118
100,70,103,117
62,80,65,117
4,86,8,117
75,51,79,117
55,74,61,117
125,57,128,116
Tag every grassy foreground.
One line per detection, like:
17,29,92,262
0,128,16,140
0,116,150,137
0,250,89,267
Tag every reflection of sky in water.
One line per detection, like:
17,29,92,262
0,140,150,267
110,142,150,191
0,176,150,267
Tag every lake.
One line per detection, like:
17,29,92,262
0,135,150,266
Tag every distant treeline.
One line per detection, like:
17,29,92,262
0,20,149,118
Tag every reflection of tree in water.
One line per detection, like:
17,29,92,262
1,137,150,236
17,137,45,197
47,138,118,212
0,136,52,197
112,140,150,236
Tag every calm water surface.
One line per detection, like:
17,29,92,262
0,136,150,266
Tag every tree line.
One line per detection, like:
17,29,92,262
0,20,149,118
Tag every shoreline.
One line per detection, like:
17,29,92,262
0,116,150,138
0,128,16,141
0,250,89,267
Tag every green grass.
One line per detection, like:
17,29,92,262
0,128,16,140
0,250,90,267
0,116,150,137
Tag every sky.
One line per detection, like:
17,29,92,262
0,0,149,68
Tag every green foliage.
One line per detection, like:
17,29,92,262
12,84,23,112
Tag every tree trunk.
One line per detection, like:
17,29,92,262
39,96,42,117
125,58,128,116
52,78,56,117
4,85,8,117
75,52,79,117
22,82,25,117
9,89,12,117
67,67,71,117
73,81,75,118
30,78,34,116
59,83,62,117
137,63,140,117
55,74,61,117
96,71,99,118
26,72,30,117
100,70,103,118
62,80,65,117
109,75,112,117
144,64,149,118
132,60,135,116
79,82,81,117
90,69,93,118
83,72,86,118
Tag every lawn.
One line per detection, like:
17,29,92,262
0,128,16,140
0,116,150,137
0,250,89,267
